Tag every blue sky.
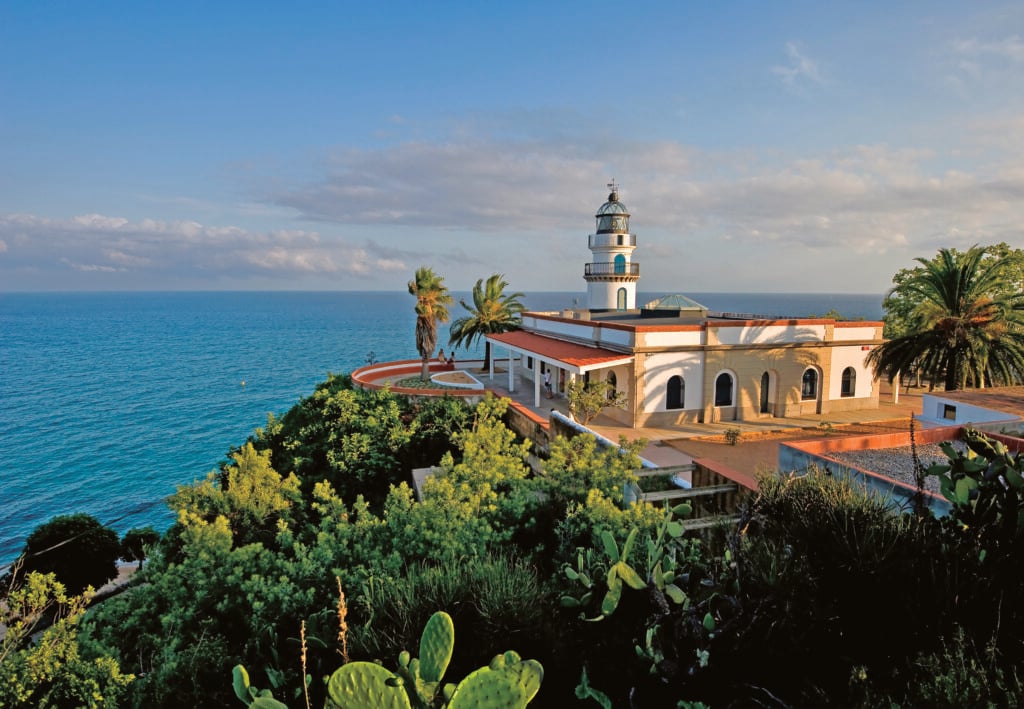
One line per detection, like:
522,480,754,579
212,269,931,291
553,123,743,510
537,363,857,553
2,1,1023,293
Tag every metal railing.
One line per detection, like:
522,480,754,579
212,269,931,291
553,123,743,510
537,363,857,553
584,262,640,276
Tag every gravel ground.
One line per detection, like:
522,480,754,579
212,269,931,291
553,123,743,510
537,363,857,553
827,441,968,493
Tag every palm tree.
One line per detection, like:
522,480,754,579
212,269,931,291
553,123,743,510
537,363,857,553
448,274,526,371
868,245,1024,391
408,266,453,380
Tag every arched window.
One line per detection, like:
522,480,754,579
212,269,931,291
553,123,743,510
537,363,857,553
616,288,627,310
801,369,818,400
667,375,684,409
714,372,734,407
606,370,617,400
614,254,626,274
760,371,770,413
841,367,856,397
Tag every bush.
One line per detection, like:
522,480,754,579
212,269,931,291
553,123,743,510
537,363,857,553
680,469,950,705
1,570,133,707
120,526,161,569
349,554,551,679
20,513,121,594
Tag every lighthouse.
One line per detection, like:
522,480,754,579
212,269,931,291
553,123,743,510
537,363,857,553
584,181,638,310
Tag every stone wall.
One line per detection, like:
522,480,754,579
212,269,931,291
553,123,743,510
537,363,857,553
504,401,551,457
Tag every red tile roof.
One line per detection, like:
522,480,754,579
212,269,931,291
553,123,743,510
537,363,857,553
487,330,633,372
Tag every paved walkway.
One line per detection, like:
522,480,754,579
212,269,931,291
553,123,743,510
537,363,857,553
478,365,921,438
474,364,925,481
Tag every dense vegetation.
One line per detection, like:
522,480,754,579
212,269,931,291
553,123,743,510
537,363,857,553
4,373,1024,707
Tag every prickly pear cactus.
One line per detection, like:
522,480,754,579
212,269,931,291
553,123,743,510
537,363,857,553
323,611,542,709
418,611,455,683
232,664,289,709
446,654,544,708
326,661,411,709
500,657,543,703
394,611,455,705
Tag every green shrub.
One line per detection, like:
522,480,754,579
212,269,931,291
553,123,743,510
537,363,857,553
349,554,550,678
20,513,121,595
907,628,1022,707
680,469,951,705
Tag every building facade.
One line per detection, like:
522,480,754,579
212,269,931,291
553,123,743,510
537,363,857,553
486,186,884,427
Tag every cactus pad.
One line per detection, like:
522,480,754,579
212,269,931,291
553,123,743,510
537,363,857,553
326,662,411,709
448,656,544,708
418,611,455,683
447,666,526,709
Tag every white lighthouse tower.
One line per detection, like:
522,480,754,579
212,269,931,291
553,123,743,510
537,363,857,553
584,181,638,310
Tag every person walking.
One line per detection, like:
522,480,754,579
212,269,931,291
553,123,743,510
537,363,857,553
543,369,552,398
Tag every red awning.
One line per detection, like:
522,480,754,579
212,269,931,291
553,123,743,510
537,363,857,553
487,330,633,373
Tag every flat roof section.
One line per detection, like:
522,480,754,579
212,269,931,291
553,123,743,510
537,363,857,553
487,330,634,374
931,386,1024,421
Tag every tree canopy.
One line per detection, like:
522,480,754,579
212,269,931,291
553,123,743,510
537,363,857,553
408,266,452,380
20,513,121,595
870,244,1024,390
566,378,627,425
448,273,525,370
120,527,160,570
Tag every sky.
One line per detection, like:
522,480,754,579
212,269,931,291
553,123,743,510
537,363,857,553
2,1,1023,293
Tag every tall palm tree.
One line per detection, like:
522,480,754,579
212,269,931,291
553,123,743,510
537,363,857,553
868,245,1024,391
448,274,526,371
408,266,452,380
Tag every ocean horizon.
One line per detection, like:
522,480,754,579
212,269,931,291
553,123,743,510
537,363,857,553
0,290,883,565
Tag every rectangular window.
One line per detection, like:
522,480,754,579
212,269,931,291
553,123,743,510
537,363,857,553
943,404,957,420
527,356,533,369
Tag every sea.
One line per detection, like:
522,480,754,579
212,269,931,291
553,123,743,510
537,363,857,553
0,290,882,566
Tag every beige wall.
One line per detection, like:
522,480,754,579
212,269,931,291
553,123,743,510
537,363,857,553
639,339,880,423
532,318,883,428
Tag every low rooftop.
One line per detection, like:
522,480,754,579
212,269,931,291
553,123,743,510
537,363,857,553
929,386,1024,421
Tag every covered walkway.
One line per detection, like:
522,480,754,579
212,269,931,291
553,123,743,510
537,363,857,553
485,330,633,408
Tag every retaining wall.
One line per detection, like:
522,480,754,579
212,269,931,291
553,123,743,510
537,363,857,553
778,425,969,515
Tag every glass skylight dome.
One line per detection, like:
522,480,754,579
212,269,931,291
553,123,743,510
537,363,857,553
643,294,708,311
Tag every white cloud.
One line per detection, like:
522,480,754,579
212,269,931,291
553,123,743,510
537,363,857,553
0,214,409,286
7,116,1024,292
946,35,1024,96
60,258,123,273
260,130,1024,269
771,42,826,90
952,35,1024,62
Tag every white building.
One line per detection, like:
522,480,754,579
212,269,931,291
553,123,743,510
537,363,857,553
487,186,884,428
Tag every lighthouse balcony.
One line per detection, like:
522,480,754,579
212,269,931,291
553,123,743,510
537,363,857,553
584,261,640,279
589,233,636,248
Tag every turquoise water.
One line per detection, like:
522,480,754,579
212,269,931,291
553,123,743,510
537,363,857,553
0,291,881,565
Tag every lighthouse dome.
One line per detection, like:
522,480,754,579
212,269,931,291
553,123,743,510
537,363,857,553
596,191,629,216
595,189,630,233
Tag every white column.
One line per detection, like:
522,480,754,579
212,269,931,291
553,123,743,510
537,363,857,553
508,347,514,392
534,364,541,407
489,343,495,380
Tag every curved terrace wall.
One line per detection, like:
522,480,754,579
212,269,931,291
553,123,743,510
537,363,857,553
351,358,488,400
